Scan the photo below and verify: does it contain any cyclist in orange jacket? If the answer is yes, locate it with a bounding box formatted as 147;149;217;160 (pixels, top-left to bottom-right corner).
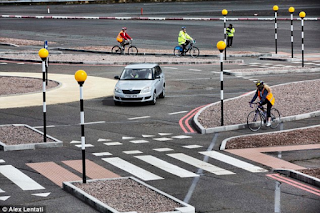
117;27;133;50
250;80;275;126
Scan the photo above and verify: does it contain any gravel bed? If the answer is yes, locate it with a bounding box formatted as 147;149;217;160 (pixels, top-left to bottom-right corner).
0;125;54;145
73;178;182;213
299;168;320;179
198;79;320;129
0;76;58;96
225;126;320;149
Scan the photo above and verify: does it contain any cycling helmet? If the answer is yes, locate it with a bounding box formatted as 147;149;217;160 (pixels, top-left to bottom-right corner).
182;26;186;29
255;80;264;87
122;27;127;30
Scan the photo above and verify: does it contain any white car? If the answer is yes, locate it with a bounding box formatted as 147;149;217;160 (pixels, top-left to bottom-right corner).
113;64;166;105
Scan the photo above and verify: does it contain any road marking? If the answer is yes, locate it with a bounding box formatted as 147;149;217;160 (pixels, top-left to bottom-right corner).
122;136;135;140
0;196;10;201
75;144;94;148
153;148;174;152
128;116;150;120
104;142;122;146
97;138;111;142
32;192;51;197
0;159;5;163
168;153;235;175
84;121;105;125
200;151;268;173
0;165;45;190
188;69;202;72
93;152;112;156
168;111;188;115
102;157;163;181
153;137;172;141
0;188;4;193
158;133;173;136
142;134;155;138
172;135;192;139
130;140;149;144
123;150;143;155
182;145;202;149
70;140;81;144
135;155;199;178
267;174;320;197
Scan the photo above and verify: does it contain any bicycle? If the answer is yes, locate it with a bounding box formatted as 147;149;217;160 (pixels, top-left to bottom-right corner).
247;102;281;131
174;40;200;58
111;40;138;55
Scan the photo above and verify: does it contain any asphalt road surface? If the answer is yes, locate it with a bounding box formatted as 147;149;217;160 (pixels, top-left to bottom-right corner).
1;1;320;213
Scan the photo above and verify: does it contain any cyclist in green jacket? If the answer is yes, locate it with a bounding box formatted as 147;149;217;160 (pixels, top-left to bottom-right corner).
226;24;235;47
178;27;193;55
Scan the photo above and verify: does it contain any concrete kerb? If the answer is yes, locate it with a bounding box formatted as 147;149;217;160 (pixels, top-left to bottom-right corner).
63;176;195;213
274;169;320;188
0;124;63;151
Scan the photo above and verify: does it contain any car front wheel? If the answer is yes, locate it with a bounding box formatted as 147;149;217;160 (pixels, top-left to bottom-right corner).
150;91;157;105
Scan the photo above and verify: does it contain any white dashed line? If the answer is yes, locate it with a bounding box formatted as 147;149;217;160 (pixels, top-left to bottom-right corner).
93;152;112;156
168;111;188;115
128;116;150;120
104;142;122;146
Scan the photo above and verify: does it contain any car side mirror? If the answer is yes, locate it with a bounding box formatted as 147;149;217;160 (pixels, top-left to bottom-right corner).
114;76;120;80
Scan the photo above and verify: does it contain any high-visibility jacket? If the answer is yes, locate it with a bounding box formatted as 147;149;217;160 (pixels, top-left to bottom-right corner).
226;27;235;37
117;31;132;43
178;30;193;45
258;86;275;105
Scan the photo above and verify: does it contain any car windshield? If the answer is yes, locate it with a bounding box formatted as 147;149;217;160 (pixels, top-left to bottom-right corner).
120;68;153;80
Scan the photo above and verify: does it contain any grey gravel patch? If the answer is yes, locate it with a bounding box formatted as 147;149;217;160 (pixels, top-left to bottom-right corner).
0;124;62;151
64;177;194;213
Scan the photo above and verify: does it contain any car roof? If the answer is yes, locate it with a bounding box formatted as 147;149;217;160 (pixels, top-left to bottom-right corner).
124;63;159;69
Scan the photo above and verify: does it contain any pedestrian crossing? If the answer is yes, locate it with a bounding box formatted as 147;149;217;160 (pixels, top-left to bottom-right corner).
0;164;50;202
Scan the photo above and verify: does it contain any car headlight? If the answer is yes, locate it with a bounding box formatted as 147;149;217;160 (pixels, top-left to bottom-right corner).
114;87;122;93
141;86;151;93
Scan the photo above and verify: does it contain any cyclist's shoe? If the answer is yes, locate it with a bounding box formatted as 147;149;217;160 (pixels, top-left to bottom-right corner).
266;121;271;127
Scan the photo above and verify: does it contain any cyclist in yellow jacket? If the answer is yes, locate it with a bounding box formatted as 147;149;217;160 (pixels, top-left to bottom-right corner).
178;27;193;55
250;80;275;126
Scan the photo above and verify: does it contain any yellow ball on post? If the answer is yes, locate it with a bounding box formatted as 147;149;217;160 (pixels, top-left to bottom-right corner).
222;9;228;16
38;48;49;60
75;70;87;83
217;41;226;51
273;5;279;11
288;7;295;13
299;11;306;18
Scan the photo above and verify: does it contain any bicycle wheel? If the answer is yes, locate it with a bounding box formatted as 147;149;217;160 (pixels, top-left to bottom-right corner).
270;108;281;129
128;46;138;55
174;46;182;57
247;110;262;131
111;46;122;54
190;47;200;58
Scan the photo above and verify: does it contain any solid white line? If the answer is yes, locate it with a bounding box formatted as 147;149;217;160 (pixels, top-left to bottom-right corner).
168;111;188;115
200;151;268;173
102;157;163;181
0;165;45;190
128;116;150;120
168;153;235;175
135;155;199;178
84;121;105;125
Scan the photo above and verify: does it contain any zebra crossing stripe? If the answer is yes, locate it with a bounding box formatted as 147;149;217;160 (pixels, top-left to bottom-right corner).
135;155;199;178
0;196;10;201
200;151;268;173
0;165;45;190
102;157;163;181
0;188;4;193
168;153;235;175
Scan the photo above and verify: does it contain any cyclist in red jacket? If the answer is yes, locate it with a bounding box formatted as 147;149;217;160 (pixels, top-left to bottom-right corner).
117;27;133;50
